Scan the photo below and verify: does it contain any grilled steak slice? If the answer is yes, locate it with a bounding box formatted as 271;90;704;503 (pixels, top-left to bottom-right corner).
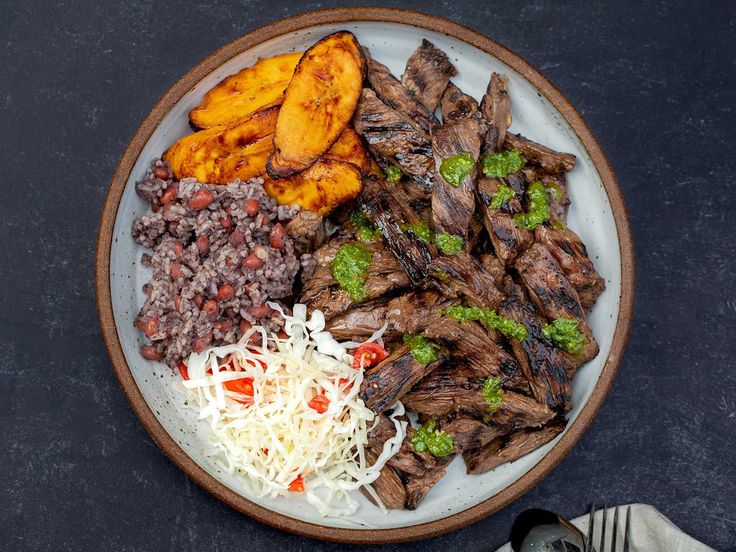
431;254;505;310
401;39;457;112
404;453;454;510
361;175;434;283
480;73;512;152
476;176;533;265
535;225;605;312
363;48;437;133
361;447;407;509
441;83;479;122
498;278;571;410
423;317;523;389
463;419;564;474
515;243;599;367
285;210;325;256
300;239;410;319
479;253;506;284
431;118;483;239
325;290;448;340
523;169;570;226
440;417;503;452
505;133;576;173
360;346;443;414
353;89;435;189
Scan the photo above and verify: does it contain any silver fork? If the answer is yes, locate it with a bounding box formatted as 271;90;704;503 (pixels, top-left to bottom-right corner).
585;504;631;552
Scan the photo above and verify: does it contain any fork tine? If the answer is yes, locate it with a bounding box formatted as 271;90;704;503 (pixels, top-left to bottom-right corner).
586;503;596;552
623;506;631;552
611;507;619;551
599;506;607;552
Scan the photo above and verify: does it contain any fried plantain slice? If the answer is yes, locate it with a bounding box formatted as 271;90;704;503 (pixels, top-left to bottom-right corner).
264;159;363;215
266;31;365;179
188;53;302;129
323;126;371;171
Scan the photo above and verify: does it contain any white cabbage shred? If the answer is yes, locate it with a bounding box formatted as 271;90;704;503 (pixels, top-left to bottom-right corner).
178;303;406;517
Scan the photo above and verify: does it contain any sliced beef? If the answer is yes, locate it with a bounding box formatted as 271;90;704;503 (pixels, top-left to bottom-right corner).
325;290;448;340
515;243;599;367
523;168;571;226
361;175;434;283
423;317;524;389
431;118;482;239
285;210;325;256
360;346;443;414
498;278;571;410
363;48;437;133
361;447;407;509
479;73;512;152
401;39;457;112
505;133;576;174
476;176;533;266
404;453;454;510
299;239;410;319
463;419;565;474
535;225;605;312
440;417;503;452
441;83;479;122
431;253;505;310
353;88;435;189
478;253;506;284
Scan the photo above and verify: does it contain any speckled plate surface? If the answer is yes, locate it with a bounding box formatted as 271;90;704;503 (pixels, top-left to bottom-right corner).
96;8;634;544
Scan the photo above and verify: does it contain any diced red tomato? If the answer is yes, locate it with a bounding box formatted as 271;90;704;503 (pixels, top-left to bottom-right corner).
224;377;254;397
289;474;305;492
178;362;189;380
262;448;269;456
307;393;330;414
352;342;389;369
338;378;353;391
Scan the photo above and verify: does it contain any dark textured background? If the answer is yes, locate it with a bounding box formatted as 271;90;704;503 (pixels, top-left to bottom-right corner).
2;0;735;550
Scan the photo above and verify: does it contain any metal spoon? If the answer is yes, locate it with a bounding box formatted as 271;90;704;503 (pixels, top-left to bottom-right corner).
510;509;587;552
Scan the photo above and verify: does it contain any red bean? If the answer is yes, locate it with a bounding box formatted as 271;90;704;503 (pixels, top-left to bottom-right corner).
160;182;178;204
243;253;264;270
196;236;210;255
140;345;164;361
243;199;260;217
221;214;233;230
214;319;233;332
170;262;183;279
193;294;204;308
174;242;183;257
189;189;214;210
192;333;212;353
217;284;235;301
250;304;271;319
135;317;159;338
239;319;252;334
203;299;218;319
229;230;244;247
154;166;170;180
225;257;237;267
269;223;287;250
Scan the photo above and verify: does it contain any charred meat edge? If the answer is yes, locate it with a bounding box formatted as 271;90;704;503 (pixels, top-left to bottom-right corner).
504;133;576;174
431;118;482;239
479;72;512;153
360;345;443;414
463;419;565;474
441;83;479;122
401;39;457;112
430;253;505;311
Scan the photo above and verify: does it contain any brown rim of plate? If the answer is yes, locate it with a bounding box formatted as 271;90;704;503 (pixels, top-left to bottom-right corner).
95;6;635;544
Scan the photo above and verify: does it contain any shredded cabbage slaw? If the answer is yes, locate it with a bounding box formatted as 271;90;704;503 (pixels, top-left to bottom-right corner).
178;303;406;517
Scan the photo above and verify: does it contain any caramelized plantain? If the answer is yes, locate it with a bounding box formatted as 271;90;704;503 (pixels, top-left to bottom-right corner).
266;31;365;179
264;159;363;215
188;53;302;128
323;126;371;171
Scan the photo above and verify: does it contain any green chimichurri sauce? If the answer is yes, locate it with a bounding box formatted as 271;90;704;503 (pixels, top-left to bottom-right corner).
480;149;526;178
482;376;504;411
330;243;373;302
403;334;440;364
513;181;550;230
385;165;403;182
442;305;528;341
435;232;465;254
348;209;382;242
490;184;516;209
410;419;454;457
439;152;475;187
542;317;586;355
404;220;433;244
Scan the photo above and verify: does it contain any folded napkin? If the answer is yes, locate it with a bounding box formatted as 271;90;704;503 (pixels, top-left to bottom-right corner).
495;504;716;552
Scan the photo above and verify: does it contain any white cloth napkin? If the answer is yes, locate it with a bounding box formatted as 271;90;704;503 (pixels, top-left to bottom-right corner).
495;504;717;552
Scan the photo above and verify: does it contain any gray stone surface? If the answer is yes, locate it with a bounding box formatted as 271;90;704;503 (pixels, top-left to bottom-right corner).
1;0;735;550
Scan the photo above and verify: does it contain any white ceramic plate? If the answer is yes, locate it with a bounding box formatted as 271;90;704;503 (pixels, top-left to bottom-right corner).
98;9;634;543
